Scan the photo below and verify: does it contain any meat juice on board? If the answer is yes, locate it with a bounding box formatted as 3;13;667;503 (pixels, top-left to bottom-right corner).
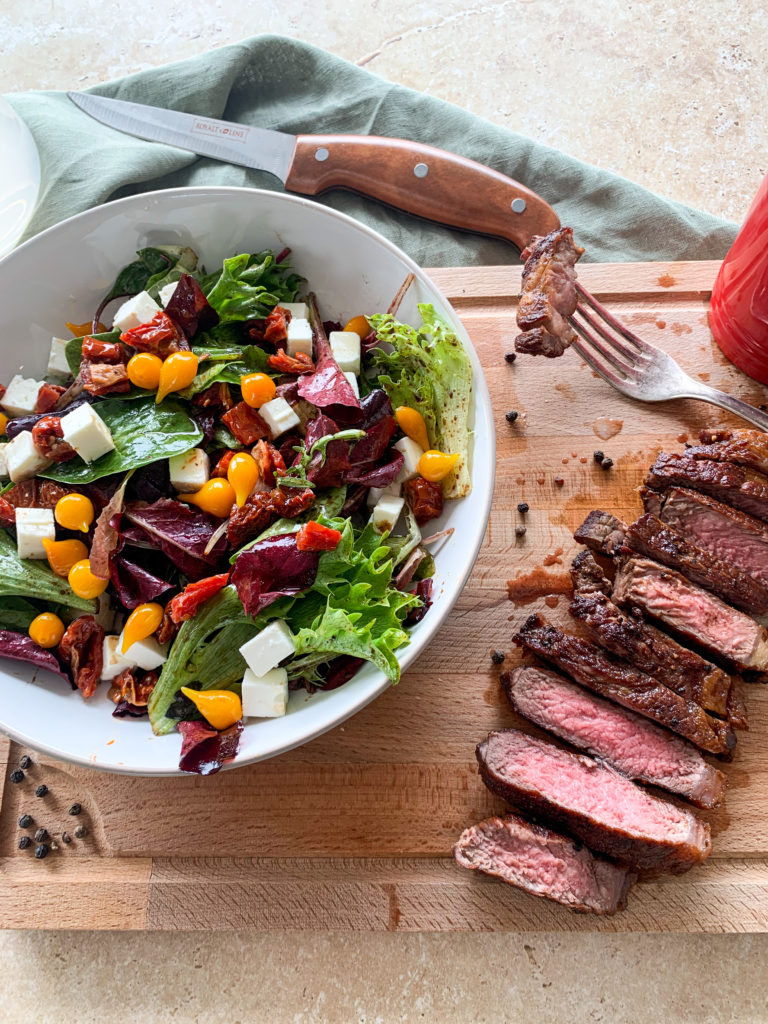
710;171;768;383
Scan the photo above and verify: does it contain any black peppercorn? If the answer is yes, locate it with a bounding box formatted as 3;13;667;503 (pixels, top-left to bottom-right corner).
601;458;614;470
10;769;24;784
74;825;87;839
34;828;48;843
68;803;82;816
18;836;32;850
491;649;505;664
517;502;529;514
19;755;32;770
34;844;49;859
504;352;517;364
18;814;33;829
61;832;72;845
515;525;527;537
505;410;519;423
593;450;605;463
35;784;48;798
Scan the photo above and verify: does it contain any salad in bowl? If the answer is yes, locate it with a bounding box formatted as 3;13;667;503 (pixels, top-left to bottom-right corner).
0;237;473;774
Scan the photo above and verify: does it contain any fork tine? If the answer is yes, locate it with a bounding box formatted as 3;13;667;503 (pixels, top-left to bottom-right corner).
575;282;656;355
572;301;648;364
569;311;641;379
571;338;629;388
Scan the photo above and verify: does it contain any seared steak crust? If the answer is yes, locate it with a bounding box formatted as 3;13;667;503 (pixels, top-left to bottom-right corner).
646;453;768;524
573;509;627;556
689;428;768;477
570;549;612;594
515;227;585;358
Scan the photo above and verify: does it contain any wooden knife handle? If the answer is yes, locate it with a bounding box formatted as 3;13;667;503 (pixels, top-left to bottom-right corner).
285;135;559;251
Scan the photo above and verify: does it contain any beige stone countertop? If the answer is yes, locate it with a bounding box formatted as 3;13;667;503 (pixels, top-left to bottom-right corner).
3;2;768;1021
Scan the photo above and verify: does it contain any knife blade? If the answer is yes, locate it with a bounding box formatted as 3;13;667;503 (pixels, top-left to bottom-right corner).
68;91;559;250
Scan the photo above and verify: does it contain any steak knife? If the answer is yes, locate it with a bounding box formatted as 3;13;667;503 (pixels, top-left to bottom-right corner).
67;91;559;250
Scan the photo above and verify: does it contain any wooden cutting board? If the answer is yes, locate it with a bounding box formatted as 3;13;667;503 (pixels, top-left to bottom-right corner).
2;259;768;933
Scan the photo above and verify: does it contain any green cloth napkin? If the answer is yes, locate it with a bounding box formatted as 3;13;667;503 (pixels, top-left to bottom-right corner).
5;35;737;266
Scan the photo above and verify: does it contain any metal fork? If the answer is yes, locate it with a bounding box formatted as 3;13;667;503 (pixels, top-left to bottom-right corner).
569;282;768;431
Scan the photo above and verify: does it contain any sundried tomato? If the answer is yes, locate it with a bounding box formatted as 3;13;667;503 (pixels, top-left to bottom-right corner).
81;337;126;364
226;487;314;547
296;521;342;552
263;307;290;345
156;608;180;646
0;496;15;527
80;362;131;396
403;476;444;525
267;350;314;374
108;667;158;707
210;450;239;479
58;616;104;699
3;479;70;509
35;383;67;414
119;311;189;358
192;381;234;411
31;416;77;462
221;402;270;445
252;439;286;488
168;572;230;624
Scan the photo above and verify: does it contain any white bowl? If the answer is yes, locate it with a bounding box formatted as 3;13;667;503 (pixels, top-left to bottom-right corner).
0;186;495;775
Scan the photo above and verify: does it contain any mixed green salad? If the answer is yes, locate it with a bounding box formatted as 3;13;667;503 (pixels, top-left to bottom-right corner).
0;244;472;773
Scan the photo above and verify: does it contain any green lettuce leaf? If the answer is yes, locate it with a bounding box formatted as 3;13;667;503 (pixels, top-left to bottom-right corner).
104;246;197;305
178;345;270;398
40;398;202;484
0;596;42;631
204;251;303;324
368;303;472;499
0;532;95;612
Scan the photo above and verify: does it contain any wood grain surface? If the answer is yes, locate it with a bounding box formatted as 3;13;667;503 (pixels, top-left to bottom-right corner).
2;259;768;931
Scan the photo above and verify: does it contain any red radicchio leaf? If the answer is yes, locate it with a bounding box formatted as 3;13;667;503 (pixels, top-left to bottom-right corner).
110;555;175;610
124;499;228;580
178;719;243;776
305;413;350;488
231;534;320;617
297;296;362;424
322;655;365;690
342;449;404;488
164;273;220;338
112;700;148;718
360;389;392;428
90;471;133;580
275;380;300;404
0;629;70;682
348;415;396;466
405;578;434;625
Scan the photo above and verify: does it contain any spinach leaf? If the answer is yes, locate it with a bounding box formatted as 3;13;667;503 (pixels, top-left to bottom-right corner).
65;330;121;376
178;345;270;399
40;398;202;484
0;596;41;631
0;532;95;612
205;251;303;323
105;246;197;304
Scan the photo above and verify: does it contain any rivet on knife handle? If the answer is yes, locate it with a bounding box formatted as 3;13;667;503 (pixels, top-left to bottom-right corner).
286;135;559;251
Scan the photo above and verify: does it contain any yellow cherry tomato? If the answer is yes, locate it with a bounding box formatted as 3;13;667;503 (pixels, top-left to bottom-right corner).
68;558;109;599
395;406;430;451
42;537;89;578
121;602;164;654
0;412;8;435
240;372;276;409
417;450;460;483
54;493;95;533
156;351;199;404
127;352;163;390
343;315;371;339
178;478;236;519
227;452;259;507
29;612;66;649
180;687;242;730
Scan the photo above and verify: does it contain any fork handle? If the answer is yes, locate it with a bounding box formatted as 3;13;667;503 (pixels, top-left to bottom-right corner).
679;381;768;432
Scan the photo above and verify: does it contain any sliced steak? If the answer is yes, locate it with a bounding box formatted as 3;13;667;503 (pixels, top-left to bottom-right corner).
625;512;768;615
613;555;768;673
502;666;726;808
570;549;612;594
646;452;768;524
573;509;627;556
453;813;633;915
645;486;768;589
515;227;585;358
569;588;733;720
476;729;711;874
513;614;735;754
689;428;768;477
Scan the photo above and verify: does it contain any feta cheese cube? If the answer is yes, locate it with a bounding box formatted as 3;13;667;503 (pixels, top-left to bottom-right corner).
343;371;359;399
1;375;42;417
169;448;209;493
394;436;424;483
5;431;52;482
280;302;309;320
101;634;136;681
0;443;8;480
286;317;313;358
112;290;161;333
241;667;289;718
366;481;402;506
158;281;179;307
60;404;115;463
370;494;405;533
259;396;300;439
239;620;296;678
94;594;120;634
116;633;168;671
329;331;361;374
15;507;55;559
47;337;72;379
